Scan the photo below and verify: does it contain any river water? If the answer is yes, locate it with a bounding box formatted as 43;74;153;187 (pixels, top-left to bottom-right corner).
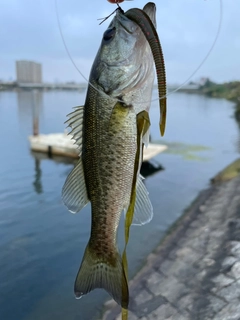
0;89;239;320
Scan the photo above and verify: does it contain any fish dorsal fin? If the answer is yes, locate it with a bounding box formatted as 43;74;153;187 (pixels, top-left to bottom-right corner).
124;175;153;226
62;159;89;213
65;106;84;156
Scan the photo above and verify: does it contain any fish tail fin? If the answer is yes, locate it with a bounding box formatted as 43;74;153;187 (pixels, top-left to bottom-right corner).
74;243;129;309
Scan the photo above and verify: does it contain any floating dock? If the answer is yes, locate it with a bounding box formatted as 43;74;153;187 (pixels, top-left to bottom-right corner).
29;133;167;161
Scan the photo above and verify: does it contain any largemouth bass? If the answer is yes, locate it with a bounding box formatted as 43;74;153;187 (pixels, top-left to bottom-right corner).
62;2;163;308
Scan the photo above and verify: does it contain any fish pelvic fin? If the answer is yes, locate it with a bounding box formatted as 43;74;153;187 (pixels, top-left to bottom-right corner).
62;158;89;213
74;244;129;309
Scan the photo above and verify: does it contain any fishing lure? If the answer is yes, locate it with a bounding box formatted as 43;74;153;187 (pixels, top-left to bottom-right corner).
125;7;167;136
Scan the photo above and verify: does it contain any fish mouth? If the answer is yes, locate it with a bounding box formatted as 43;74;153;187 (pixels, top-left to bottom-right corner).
116;11;136;34
118;19;132;34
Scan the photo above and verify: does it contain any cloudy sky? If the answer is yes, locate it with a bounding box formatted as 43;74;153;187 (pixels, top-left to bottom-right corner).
0;0;239;84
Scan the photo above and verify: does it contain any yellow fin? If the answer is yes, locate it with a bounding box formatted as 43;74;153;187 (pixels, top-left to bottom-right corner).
108;101;130;129
124;110;150;237
137;110;151;138
121;111;151;315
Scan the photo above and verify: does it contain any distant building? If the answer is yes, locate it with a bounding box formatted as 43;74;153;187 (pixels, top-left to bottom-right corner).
16;60;42;83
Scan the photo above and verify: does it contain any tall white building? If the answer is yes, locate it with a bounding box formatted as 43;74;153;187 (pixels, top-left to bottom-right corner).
16;60;42;83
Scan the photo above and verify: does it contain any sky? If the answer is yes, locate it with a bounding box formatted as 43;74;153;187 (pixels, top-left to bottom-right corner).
0;0;239;84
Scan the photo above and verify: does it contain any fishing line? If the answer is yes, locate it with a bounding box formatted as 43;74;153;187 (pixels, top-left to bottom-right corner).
54;0;108;97
158;0;223;101
55;0;222;104
98;7;121;25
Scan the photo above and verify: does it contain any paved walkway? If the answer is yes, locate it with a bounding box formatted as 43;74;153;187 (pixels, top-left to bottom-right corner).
101;175;240;320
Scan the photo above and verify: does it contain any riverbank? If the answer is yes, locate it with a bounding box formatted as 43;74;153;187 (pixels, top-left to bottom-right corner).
182;80;240;121
0;81;86;91
101;159;240;320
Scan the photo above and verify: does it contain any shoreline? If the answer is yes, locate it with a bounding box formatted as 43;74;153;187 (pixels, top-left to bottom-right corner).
101;159;240;320
181;80;240;121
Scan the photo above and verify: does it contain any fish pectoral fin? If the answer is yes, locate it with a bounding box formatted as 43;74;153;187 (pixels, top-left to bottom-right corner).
124;175;153;226
108;101;131;131
62;159;89;213
136;110;151;164
74;244;129;309
137;110;151;148
65;105;84;156
137;110;151;137
123;110;152;226
142;126;150;147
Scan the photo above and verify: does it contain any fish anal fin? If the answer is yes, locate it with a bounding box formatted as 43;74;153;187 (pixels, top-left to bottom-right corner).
74;244;129;309
62;159;89;213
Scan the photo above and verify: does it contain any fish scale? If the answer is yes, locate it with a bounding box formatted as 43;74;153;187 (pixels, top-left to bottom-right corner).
84;86;137;246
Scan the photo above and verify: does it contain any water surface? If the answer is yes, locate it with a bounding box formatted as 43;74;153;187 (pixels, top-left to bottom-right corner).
0;89;238;320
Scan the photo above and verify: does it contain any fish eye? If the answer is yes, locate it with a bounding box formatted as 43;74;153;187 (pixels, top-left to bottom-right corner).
103;27;116;41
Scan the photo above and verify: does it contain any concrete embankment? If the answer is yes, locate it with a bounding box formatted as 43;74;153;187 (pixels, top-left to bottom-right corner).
101;159;240;320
